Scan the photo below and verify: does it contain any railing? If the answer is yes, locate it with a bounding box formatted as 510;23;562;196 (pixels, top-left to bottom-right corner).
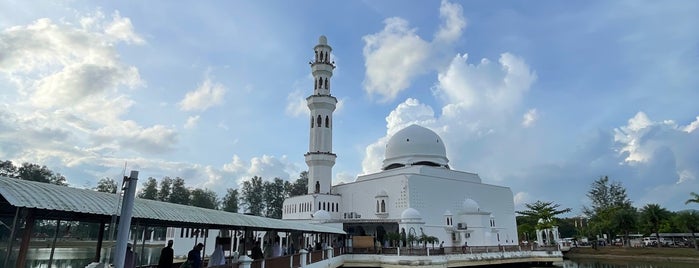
347;245;561;256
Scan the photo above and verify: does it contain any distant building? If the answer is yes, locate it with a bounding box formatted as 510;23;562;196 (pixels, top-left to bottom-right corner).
282;36;519;247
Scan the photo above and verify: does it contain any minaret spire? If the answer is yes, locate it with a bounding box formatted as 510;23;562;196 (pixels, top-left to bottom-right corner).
305;35;337;195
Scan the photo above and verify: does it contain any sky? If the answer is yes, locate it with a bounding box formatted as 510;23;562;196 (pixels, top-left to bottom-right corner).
1;0;698;216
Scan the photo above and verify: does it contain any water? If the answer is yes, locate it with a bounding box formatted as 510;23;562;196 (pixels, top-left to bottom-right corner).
1;247;162;268
562;258;697;268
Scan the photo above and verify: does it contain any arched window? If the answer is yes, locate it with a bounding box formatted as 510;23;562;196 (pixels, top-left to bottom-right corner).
311;116;314;128
318;201;321;210
325;116;329;128
381;200;386;212
315;51;318;62
376;200;379;213
324;78;328;89
318;77;323;88
314;79;317;89
316;115;322;127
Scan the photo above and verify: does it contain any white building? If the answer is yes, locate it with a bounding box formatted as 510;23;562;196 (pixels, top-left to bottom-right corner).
282;36;519;247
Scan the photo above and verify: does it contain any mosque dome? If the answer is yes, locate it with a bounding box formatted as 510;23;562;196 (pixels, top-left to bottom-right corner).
461;198;480;213
383;124;449;170
401;208;422;220
375;190;388;198
313;209;331;220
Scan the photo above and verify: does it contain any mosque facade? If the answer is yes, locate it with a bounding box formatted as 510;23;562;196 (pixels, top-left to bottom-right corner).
281;36;519;247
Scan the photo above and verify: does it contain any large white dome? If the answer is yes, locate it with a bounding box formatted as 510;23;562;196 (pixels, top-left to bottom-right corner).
383;124;449;170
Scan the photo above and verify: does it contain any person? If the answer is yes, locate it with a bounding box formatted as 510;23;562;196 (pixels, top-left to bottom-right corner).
250;240;264;260
158;240;174;268
207;243;226;267
187;243;204;268
272;237;282;257
462;241;469;253
125;243;137;268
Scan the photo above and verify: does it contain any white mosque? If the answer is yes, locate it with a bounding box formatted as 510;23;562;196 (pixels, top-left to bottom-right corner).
281;36;519;248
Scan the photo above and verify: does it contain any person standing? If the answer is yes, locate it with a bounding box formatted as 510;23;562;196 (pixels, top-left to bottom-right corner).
158;240;174;268
187;243;204;268
125;243;137;268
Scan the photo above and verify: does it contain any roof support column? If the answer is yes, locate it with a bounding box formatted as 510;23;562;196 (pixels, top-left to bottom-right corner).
16;208;34;268
94;221;106;262
47;219;61;268
3;207;20;268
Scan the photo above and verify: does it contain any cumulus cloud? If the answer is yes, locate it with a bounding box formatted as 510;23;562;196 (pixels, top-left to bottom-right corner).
184;115;200;129
361;98;437;174
362;0;467;102
522;109;538;127
216;154;297;189
513;192;532;209
179;78;227;111
285;89;308;117
0;11;180;178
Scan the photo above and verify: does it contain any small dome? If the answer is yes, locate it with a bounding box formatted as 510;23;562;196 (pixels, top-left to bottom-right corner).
313;210;331;220
375;190;388;198
319;35;327;45
383;125;448;170
462;198;480;213
401;208;422;220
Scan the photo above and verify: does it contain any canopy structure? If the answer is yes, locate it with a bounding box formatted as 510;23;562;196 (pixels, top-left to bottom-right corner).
0;176;344;234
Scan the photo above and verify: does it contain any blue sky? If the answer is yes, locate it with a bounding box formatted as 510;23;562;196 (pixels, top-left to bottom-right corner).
1;0;698;215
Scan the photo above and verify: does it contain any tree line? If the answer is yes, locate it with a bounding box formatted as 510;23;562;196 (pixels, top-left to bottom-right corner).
1;160;308;219
516;176;699;250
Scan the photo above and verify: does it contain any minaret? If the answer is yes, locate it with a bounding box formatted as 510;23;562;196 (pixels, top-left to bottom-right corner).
305;35;337;195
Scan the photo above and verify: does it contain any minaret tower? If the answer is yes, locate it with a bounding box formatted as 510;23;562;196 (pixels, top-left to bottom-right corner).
305;35;337;195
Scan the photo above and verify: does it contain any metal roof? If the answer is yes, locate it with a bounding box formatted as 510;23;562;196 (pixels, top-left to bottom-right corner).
0;176;344;234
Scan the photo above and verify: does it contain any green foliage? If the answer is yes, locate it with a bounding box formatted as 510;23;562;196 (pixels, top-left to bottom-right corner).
138;177;159;200
263;177;287;218
287;171;308;197
583;176;632;242
640;203;671;248
241;176;264;215
686;192;699;205
517;200;571;229
674;210;699;250
95;177;118;193
169;177;190;205
612;206;638;247
0;160;17;177
157;176;172;202
221;188;239;213
190;188;219;209
15;162;67;185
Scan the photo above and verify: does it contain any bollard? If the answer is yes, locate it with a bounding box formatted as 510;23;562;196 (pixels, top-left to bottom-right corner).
299;249;308;267
238;255;252;268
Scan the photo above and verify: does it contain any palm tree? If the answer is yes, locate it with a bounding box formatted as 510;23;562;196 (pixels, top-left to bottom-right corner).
640;204;671;248
686;192;699;205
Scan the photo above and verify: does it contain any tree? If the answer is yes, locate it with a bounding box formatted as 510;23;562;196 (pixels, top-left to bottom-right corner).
169;177;190;205
0;160;17;178
221;188;239;213
583;176;631;243
640;203;671;248
157;176;173;202
16;163;67;185
517;200;572;227
674;210;699;250
686;192;699;205
190;188;219;209
138;177;159;200
287;171;308;197
241;176;264;216
95;177;118;193
263;177;287;218
612;206;638;247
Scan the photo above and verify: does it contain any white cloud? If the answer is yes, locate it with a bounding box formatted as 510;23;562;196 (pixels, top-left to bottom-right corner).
684;116;699;133
362;0;466;102
434;0;466;43
184;115;200;129
362;17;430;102
522;109;538;127
285;89;308;117
513;192;532;208
104;11;145;44
362;98;437;174
179;78;227;111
